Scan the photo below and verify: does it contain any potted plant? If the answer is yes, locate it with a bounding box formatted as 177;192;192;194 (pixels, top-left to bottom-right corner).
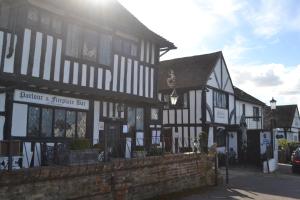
133;146;146;158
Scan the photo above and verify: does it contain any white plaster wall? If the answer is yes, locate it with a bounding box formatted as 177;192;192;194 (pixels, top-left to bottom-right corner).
206;89;213;122
228;132;238;158
208;126;214;147
236;100;263;127
0;93;5;112
93;101;100;145
0;116;4;140
228;94;235;124
11;103;28;137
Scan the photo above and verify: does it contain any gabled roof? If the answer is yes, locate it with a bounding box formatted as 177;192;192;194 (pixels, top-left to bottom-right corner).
158;51;222;90
234;87;265;106
27;0;175;49
263;105;298;129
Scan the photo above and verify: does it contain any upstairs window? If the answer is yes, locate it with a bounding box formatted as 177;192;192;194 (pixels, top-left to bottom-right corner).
66;24;81;58
253;106;259;121
0;3;10;29
27;8;39;26
82;30;98;61
213;90;228;109
113;37;138;57
27;8;62;35
98;34;112;66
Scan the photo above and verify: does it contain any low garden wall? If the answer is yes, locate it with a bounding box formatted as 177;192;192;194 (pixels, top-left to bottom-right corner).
0;153;216;200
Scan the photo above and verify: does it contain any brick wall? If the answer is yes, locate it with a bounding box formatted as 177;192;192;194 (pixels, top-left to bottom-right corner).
0;153;216;200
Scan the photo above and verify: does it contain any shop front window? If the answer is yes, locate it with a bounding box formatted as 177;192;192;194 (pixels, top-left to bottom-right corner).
41;108;53;137
28;106;40;137
77;112;87;138
54;109;66;137
27;105;86;138
66;111;76;138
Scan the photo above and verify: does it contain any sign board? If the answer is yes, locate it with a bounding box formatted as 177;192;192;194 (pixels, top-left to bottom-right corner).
99;121;104;131
214;108;228;124
14;90;89;110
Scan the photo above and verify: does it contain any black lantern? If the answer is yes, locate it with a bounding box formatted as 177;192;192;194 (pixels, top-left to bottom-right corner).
170;89;178;106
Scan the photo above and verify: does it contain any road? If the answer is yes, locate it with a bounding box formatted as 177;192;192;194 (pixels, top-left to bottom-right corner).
176;164;300;200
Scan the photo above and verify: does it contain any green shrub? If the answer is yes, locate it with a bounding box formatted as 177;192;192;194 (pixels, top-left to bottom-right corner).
134;146;145;151
69;138;91;150
93;143;104;150
147;147;163;156
278;139;289;150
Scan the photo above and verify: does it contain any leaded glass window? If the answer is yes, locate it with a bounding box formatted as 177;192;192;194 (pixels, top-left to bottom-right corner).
98;34;112;66
66;111;76;138
52;17;62;34
131;43;138;57
136;108;144;131
82;30;98;61
27;8;39;25
151;108;159;120
40;13;51;30
41;108;53;137
0;3;10;28
54;109;65;137
28;106;40;137
128;107;136;131
66;24;81;57
77;112;86;138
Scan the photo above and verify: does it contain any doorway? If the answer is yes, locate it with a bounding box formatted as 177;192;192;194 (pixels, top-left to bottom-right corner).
105;122;124;159
164;128;172;152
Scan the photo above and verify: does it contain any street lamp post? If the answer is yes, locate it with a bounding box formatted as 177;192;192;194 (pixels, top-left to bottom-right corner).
270;97;277;158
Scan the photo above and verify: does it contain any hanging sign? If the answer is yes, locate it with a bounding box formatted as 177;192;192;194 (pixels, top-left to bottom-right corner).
14;90;89;110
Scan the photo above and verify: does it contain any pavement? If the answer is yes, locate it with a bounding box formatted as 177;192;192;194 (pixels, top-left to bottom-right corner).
174;164;300;200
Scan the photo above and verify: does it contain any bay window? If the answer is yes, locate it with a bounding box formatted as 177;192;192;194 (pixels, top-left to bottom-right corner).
41;108;53;137
54;109;65;137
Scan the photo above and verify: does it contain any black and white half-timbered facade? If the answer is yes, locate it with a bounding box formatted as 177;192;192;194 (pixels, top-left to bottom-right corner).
234;87;266;165
0;0;175;169
158;51;235;153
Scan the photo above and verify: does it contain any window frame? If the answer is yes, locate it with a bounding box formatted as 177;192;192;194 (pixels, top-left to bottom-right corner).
253;106;260;121
26;104;87;139
213;90;228;109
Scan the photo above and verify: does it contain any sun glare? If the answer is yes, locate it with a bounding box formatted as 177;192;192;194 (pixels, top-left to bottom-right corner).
87;0;111;6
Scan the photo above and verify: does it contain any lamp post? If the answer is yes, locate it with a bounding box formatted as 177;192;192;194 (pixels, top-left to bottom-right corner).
270;97;277;158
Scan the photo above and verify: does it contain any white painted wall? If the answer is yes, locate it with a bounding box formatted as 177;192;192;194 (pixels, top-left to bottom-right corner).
228;132;238;158
208;127;214;147
11;103;28;137
0;93;5;112
93;101;100;145
0;116;4;140
206;89;213;122
236;100;263;129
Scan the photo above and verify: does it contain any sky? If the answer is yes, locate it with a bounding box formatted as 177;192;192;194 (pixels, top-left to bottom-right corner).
118;0;300;107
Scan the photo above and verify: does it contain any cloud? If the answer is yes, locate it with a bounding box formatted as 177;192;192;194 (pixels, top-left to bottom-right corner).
252;70;282;87
243;0;300;39
231;64;300;106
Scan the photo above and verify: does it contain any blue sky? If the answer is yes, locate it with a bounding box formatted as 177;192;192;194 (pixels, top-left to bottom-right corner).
119;0;300;107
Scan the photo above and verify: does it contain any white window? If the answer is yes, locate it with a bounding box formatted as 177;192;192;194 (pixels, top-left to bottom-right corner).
82;30;98;61
66;24;81;57
0;3;10;28
98;34;112;66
